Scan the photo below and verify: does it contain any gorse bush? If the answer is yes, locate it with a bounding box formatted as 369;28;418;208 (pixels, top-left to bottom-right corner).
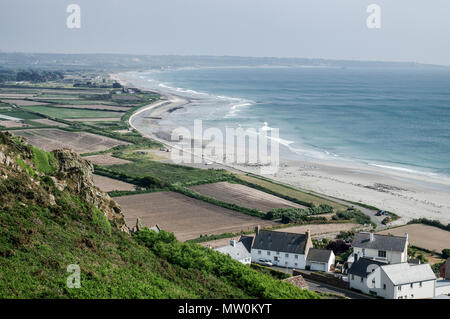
265;204;334;223
332;209;372;226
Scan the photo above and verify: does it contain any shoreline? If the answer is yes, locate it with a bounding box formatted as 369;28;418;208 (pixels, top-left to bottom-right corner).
115;71;450;225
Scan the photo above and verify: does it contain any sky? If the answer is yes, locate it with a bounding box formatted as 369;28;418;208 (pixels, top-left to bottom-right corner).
0;0;449;66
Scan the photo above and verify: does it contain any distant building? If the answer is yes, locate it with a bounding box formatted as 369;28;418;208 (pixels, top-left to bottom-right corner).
440;257;450;279
436;258;450;297
306;248;335;272
215;236;253;265
348;257;436;299
251;229;312;269
348;232;408;266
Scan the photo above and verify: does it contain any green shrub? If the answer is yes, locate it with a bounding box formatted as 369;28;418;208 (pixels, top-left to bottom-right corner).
442;249;450;259
91;208;112;235
31;146;57;174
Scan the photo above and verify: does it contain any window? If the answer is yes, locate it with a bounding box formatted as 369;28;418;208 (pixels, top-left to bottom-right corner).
398;286;402;291
267;251;271;256
411;294;414;298
295;255;298;259
351;275;354;280
398;296;403;299
383;284;386;290
410;283;413;288
361;277;363;283
295;263;298;266
276;251;280;255
285;261;288;265
362;248;366;256
419;282;422;287
378;250;386;258
258;250;261;255
285;253;289;258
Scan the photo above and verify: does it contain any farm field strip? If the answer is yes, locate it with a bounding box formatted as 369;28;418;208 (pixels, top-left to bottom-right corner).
377;224;450;252
238;174;347;211
189;182;306;213
11;128;129;154
115;191;278;242
93;174;136;192
22;105;124;119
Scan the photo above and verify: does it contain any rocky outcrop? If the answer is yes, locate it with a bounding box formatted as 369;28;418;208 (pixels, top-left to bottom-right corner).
52;149;128;232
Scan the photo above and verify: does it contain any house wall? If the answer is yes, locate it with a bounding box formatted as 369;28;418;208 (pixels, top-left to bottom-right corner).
353;247;406;264
349;267;386;297
239;257;252;265
350;269;436;299
435;282;450;296
251;248;306;269
306;252;335;272
327;253;336;272
392;280;435;299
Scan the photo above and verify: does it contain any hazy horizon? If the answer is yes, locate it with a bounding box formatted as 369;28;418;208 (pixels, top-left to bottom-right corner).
1;0;450;66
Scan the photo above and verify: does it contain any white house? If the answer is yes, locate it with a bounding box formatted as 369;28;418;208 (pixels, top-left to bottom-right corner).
348;232;408;266
251;229;312;269
348;257;437;299
306;248;335;272
215;236;253;265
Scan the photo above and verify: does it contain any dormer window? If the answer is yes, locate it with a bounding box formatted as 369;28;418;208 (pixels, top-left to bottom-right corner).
378;250;387;258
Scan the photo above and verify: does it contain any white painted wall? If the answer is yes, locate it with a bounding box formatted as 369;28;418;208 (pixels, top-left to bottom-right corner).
252;248;306;269
435;281;450;296
306;251;335;272
393;280;435;299
349;268;436;299
352;247;406;264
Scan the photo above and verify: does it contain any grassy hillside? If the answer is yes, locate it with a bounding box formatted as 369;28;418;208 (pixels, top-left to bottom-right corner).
0;131;318;299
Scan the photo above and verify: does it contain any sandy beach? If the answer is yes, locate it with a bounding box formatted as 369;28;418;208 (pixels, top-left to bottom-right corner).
116;72;450;225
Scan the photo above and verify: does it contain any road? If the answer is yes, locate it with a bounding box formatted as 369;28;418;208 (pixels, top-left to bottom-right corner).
270;266;372;299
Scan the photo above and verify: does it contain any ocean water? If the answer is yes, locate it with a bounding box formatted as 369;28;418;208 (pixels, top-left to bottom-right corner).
131;66;450;179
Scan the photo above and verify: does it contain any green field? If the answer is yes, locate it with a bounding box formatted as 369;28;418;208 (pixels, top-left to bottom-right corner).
0;109;44;120
106;160;233;186
23;105;122;119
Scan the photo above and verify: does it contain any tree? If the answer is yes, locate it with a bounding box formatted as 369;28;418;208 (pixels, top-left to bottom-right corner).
442;249;450;259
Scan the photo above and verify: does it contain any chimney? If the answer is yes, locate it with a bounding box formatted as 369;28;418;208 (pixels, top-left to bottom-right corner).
230;239;236;247
255;225;261;235
405;233;409;241
369;232;374;242
305;229;310;238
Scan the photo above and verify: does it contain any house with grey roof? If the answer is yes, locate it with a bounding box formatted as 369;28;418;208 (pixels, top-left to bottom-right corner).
251;229;312;269
348;257;437;299
215;236;253;264
347;232;408;266
306;248;335;272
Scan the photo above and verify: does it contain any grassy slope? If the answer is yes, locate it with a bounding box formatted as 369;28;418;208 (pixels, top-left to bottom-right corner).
0;133;318;299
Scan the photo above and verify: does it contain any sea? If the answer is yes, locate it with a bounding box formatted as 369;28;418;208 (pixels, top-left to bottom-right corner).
126;66;450;181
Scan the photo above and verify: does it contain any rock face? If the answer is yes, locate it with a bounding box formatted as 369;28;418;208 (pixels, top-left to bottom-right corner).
52;149;128;232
